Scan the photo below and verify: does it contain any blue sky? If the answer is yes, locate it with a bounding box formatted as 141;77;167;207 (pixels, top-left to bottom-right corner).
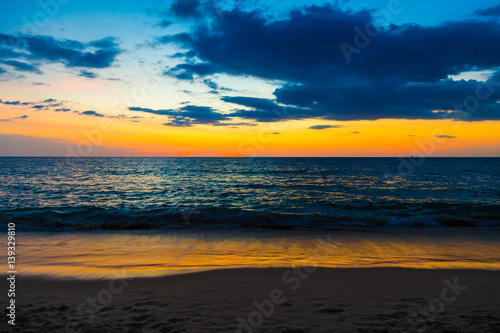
3;0;499;31
1;0;500;156
2;0;500;121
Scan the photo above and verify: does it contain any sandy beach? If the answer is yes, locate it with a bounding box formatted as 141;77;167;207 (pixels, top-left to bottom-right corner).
2;0;500;329
2;267;499;332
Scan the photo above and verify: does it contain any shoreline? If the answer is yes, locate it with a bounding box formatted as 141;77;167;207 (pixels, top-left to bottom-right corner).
4;228;500;279
3;267;500;332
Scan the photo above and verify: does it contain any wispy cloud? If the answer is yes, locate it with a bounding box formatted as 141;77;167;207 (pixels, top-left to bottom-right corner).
475;5;500;17
0;115;28;122
78;70;98;79
435;135;458;139
80;110;105;117
130;105;231;127
309;125;343;130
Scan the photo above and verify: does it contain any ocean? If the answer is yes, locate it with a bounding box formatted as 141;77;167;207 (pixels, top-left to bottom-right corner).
1;157;499;278
1;157;499;230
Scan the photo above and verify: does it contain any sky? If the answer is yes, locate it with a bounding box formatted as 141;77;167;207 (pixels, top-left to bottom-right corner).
0;0;499;157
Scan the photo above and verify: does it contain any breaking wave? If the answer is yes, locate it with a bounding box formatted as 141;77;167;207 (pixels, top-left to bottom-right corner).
1;206;499;232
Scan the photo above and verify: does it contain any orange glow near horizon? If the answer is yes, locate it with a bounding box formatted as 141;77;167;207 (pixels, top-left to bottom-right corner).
1;104;500;157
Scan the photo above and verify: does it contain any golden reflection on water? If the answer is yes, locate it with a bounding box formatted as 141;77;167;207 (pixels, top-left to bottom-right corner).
8;230;500;278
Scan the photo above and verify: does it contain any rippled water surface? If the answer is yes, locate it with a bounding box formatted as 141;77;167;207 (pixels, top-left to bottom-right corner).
1;157;499;277
0;157;499;230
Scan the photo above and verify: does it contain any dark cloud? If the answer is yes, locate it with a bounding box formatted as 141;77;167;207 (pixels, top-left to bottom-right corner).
0;34;121;77
32;82;50;86
158;19;173;28
166;6;500;82
170;0;201;18
1;60;41;73
130;105;231;126
0;47;24;59
88;37;114;48
4;98;63;109
170;50;196;59
435;135;458;139
159;5;500;121
203;78;219;90
79;70;98;78
32;98;67;110
0;100;19;105
165;62;221;80
475;5;500;17
222;96;317;122
212;122;257;127
309;125;342;130
0;98;79;116
129;106;172;116
201;78;232;93
273;76;500;121
80;110;105;117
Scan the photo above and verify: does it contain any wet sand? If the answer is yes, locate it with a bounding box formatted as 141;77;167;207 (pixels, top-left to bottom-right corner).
9;229;500;279
2;267;500;332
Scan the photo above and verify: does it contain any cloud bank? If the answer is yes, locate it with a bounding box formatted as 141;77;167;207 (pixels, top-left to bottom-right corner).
159;4;500;122
0;34;121;76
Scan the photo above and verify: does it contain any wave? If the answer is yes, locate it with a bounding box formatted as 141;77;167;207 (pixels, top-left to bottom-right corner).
1;206;499;232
